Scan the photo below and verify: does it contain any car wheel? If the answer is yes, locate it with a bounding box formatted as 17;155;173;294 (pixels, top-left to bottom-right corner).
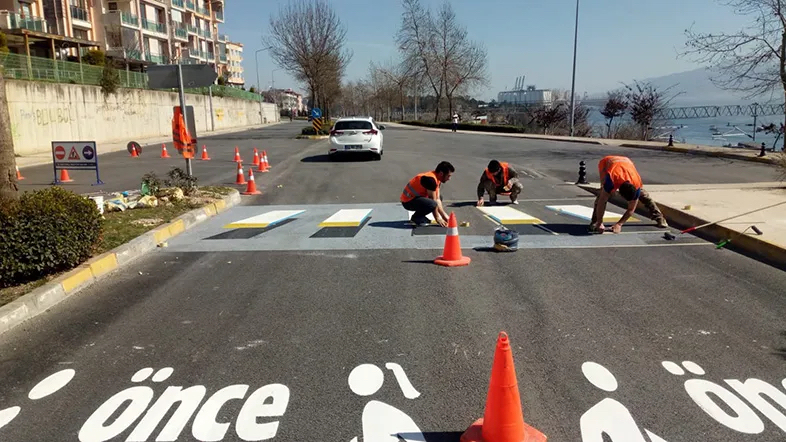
328;153;336;161
373;153;382;161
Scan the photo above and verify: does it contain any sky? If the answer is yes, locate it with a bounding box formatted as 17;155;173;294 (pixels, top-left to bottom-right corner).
223;0;748;101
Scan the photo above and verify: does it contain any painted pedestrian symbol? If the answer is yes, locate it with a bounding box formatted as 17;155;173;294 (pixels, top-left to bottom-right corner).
68;147;80;160
82;145;95;160
348;363;423;442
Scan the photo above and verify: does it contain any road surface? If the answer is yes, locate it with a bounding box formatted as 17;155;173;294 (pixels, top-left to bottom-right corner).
1;124;785;442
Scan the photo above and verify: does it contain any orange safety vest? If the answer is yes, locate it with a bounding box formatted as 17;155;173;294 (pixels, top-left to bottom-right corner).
401;171;440;203
485;162;510;187
172;111;194;159
598;155;642;191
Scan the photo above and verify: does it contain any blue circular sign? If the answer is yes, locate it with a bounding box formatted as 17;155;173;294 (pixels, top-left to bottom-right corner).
311;108;322;119
82;145;95;160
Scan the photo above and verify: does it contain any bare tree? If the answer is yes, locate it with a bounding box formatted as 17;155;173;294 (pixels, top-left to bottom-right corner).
683;0;786;130
265;0;352;121
532;105;564;135
600;90;628;138
624;81;680;140
0;72;18;200
373;59;415;120
397;0;444;121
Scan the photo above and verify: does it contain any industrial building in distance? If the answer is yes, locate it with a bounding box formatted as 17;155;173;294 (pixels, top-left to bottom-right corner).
497;75;552;106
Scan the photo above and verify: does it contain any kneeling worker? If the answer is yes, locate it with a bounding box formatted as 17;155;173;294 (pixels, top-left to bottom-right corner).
400;161;455;227
476;160;524;206
590;155;668;233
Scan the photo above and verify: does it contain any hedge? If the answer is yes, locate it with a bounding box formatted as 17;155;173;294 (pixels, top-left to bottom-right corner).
0;187;103;288
399;120;527;134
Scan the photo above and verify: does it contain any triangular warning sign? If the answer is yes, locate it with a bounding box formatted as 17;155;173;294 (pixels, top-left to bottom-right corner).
68;147;80;160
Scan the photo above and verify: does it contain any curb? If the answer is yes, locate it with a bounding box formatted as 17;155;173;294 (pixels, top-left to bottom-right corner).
618;143;778;165
296;135;329;140
576;184;786;270
0;189;242;337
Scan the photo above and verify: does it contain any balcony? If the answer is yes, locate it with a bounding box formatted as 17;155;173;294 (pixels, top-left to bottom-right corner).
171;0;185;9
70;6;91;26
121;12;139;27
197;6;210;17
200;28;211;38
145;52;167;64
186;0;196;11
187;23;198;34
213;10;223;22
219;54;227;63
174;25;187;40
3;13;48;33
207;52;214;61
142;19;166;34
217;33;228;42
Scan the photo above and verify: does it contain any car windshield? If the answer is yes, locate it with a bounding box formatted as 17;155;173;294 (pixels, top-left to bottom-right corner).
335;121;373;130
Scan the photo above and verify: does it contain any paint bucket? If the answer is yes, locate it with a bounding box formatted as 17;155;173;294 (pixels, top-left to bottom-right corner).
493;227;519;251
89;195;104;215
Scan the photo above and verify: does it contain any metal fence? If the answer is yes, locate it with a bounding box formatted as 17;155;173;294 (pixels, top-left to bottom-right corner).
0;52;260;102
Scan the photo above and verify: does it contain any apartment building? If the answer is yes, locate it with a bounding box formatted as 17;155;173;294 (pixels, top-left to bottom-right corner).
0;0;102;58
225;39;242;87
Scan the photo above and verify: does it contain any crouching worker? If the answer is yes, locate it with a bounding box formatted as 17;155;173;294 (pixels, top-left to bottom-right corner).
476;160;524;206
400;161;455;227
590;155;668;234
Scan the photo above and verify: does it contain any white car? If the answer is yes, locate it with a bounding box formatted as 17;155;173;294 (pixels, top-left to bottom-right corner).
328;117;385;160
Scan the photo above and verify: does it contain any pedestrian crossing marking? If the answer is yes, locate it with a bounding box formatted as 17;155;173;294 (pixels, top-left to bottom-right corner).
545;205;639;223
406;211;438;225
223;210;306;228
319;209;373;227
477;206;544;224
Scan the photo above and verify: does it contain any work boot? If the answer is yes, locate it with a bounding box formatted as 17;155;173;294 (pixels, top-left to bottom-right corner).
510;198;519;205
656;217;669;228
410;215;430;227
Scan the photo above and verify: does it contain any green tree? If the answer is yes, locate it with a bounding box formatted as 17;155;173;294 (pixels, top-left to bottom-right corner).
81;49;106;66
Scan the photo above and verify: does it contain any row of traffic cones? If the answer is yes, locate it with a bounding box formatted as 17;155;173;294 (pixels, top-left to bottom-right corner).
13;165;73;183
235;164;261;195
233;146;271;172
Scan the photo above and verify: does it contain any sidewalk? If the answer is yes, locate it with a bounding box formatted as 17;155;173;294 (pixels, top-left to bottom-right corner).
15;121;285;169
580;182;786;270
386;122;782;165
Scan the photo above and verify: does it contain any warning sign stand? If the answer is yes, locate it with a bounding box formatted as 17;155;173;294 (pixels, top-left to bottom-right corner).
51;141;104;186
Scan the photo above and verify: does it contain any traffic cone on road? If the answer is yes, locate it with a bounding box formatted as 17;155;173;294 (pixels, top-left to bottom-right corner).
235;162;246;185
252;148;260;166
161;144;171;158
460;332;547;442
58;169;74;183
258;150;269;172
434;212;471;267
200;145;211;161
242;167;261;195
15;165;24;180
233;146;243;163
263;150;271;169
130;146;139;158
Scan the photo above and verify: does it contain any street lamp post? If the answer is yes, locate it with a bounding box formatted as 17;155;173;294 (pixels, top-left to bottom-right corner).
255;45;273;124
569;0;580;137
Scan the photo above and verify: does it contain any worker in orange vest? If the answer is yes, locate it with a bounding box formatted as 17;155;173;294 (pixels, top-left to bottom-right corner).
400;161;455;227
590;155;668;233
476;160;524;206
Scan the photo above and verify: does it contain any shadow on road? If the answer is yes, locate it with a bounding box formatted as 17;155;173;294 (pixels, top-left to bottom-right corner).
772;331;786;360
301;153;378;162
448;201;478;208
401;431;463;441
369;220;413;230
401;259;437;264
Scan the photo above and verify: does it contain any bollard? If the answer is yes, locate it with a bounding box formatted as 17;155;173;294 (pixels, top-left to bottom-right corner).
759;142;766;157
668;134;674;147
576;160;589;185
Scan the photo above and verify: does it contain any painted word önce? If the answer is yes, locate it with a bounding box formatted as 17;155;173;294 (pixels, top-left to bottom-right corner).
78;367;289;442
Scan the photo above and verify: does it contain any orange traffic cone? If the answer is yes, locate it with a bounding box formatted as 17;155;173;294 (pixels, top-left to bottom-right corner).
434;212;471;267
252;148;260;166
161;144;171;158
235;162;246;185
15;165;24;180
58;169;74;183
258;150;269;172
131;146;139;158
242;167;261;195
263;150;271;168
461;332;547;442
200;145;211;161
233;146;242;163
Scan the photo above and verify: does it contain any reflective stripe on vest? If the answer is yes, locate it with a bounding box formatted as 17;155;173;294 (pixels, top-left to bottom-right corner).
401;171;439;203
485;162;509;187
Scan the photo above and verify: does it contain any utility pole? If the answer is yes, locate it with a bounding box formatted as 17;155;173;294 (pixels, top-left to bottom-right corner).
569;0;580;137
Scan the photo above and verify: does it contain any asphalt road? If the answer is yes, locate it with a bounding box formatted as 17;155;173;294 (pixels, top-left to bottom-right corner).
2;124;786;442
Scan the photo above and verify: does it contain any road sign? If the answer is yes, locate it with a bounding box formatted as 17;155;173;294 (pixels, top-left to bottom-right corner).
146;64;218;89
311;108;322;119
127;141;142;155
312;117;323;133
51;141;104;185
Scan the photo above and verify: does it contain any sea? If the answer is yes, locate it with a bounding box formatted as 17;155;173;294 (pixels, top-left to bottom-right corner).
586;107;786;151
